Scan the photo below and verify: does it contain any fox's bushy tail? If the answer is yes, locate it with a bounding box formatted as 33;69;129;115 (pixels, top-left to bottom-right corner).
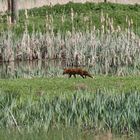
87;73;93;78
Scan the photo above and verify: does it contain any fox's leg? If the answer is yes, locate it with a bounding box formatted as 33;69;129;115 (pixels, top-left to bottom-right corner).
80;74;85;78
73;74;76;78
85;75;87;78
69;74;72;78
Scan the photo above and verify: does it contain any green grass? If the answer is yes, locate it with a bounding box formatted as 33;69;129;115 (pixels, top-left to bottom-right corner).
0;128;95;140
1;86;140;134
1;128;138;140
1;76;140;134
0;2;140;35
0;76;139;97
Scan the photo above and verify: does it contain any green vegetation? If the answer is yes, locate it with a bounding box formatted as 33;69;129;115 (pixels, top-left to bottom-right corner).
1;128;139;140
0;76;140;96
0;2;140;137
0;128;97;140
1;76;140;135
0;2;140;34
1;81;140;134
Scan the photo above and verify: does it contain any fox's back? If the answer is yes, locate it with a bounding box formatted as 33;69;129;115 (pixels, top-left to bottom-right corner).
63;68;93;78
63;68;82;74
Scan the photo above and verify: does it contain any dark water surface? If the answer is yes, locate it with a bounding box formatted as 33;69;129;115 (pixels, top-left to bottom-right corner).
0;60;93;78
0;60;65;78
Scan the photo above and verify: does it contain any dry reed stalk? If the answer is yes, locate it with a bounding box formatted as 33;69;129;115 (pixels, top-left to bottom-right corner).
0;11;140;76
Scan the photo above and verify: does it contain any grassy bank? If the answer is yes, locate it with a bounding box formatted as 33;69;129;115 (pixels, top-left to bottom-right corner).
1;77;140;134
1;82;140;134
0;76;140;97
0;2;140;34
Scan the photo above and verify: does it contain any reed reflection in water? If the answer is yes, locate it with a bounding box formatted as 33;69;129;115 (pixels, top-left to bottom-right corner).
0;59;68;78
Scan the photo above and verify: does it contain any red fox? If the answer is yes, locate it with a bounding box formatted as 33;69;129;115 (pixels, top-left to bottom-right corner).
63;68;93;78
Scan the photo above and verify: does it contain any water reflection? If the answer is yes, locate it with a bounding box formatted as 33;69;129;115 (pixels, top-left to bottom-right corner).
0;59;90;78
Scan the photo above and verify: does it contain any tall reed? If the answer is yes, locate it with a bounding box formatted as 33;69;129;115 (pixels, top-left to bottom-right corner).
0;10;140;76
1;90;140;134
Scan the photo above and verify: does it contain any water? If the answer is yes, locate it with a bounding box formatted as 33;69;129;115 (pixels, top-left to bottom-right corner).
0;60;92;78
0;128;138;140
0;60;66;78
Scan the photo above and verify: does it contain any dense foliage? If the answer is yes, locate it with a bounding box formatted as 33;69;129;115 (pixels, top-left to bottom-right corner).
1;89;140;134
0;2;140;34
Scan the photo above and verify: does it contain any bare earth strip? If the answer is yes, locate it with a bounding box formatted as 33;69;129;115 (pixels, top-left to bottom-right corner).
0;0;140;12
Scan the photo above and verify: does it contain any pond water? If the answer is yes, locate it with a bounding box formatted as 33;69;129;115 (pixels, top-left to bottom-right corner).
0;60;93;78
0;128;138;140
0;60;66;78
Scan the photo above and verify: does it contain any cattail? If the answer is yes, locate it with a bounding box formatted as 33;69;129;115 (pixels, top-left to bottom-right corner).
100;10;105;23
131;18;133;25
61;14;65;24
117;25;121;32
25;9;28;19
128;20;131;27
84;16;89;22
71;8;74;22
101;25;105;34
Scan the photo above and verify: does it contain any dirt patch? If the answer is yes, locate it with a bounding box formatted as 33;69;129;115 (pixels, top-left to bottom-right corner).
74;83;88;91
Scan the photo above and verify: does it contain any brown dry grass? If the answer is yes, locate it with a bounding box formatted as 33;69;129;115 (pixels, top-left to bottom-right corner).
74;83;88;91
0;0;139;12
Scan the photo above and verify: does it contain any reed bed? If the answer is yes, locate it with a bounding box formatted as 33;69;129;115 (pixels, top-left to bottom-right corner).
0;90;140;134
0;0;140;12
0;27;140;76
0;3;140;76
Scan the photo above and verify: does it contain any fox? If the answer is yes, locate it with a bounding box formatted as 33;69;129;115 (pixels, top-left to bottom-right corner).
63;68;93;78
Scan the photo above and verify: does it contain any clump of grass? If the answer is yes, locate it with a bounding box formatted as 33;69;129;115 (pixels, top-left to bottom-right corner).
0;90;140;134
74;83;88;91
